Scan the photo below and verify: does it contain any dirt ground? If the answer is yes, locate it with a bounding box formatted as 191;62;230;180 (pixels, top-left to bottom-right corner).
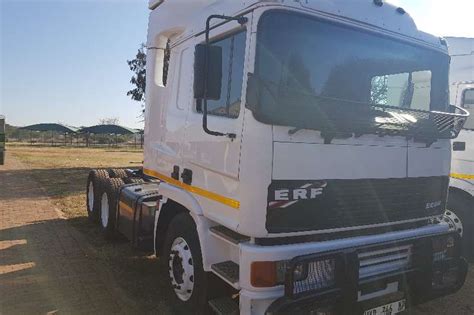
0;146;473;314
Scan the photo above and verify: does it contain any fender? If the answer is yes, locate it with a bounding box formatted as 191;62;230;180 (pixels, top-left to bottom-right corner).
450;177;474;197
158;182;204;215
153;182;216;270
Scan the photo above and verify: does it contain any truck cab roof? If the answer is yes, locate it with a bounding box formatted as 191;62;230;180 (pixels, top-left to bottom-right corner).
147;0;446;52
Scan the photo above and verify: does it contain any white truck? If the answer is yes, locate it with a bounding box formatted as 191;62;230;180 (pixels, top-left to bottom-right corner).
445;37;473;261
86;1;470;314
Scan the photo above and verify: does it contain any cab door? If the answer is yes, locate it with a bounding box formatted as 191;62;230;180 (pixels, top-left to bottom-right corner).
182;18;250;223
451;84;474;187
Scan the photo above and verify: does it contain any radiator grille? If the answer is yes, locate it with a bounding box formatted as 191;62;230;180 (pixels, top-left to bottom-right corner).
359;244;413;279
266;176;449;233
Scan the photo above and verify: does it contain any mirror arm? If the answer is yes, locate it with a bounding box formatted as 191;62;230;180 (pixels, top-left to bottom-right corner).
202;14;247;139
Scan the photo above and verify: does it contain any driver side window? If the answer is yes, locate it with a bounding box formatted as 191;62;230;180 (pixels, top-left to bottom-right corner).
197;31;246;119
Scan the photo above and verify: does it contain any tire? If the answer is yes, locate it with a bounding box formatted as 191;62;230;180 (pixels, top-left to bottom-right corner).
162;213;209;314
447;194;473;261
100;177;124;239
86;169;109;223
107;168;128;179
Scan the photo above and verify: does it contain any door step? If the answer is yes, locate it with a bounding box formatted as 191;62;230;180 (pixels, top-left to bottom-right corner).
208;297;239;315
211;261;239;287
210;225;250;245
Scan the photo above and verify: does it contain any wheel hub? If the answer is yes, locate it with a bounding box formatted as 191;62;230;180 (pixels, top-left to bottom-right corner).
101;193;109;228
443;210;463;237
169;237;194;301
88;182;94;212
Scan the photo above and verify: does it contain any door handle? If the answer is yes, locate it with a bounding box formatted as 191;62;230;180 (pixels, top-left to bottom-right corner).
171;165;180;180
181;169;193;185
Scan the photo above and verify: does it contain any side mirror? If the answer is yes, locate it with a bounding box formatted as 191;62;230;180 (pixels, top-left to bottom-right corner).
193;44;222;100
245;73;260;112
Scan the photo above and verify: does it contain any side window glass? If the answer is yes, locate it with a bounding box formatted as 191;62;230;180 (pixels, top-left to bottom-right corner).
462;89;474;129
462;89;474;108
154;39;171;87
370;70;432;111
199;31;246;119
176;48;192;110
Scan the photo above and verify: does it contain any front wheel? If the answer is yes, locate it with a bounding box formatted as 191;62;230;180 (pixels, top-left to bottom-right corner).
446;194;473;261
162;213;209;314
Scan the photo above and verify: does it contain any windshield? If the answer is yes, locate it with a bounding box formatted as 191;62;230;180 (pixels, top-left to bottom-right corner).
253;11;450;132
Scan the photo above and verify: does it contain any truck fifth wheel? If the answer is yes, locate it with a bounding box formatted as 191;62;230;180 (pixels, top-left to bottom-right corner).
86;1;470;314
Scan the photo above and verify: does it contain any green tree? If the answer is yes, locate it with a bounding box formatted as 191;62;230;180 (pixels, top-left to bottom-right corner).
370;76;388;105
127;44;147;107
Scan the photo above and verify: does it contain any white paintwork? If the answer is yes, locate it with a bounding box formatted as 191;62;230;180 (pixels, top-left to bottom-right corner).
447;37;473;197
273;142;408;180
407;139;451;177
144;2;458;313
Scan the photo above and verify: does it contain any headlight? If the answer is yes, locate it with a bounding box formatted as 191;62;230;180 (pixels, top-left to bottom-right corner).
291;259;336;295
251;258;335;290
431;234;462;290
275;260;308;283
432;234;456;262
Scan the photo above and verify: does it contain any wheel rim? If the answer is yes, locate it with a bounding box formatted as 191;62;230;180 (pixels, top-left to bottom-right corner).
88;182;94;212
101;193;109;228
443;210;463;237
169;237;194;301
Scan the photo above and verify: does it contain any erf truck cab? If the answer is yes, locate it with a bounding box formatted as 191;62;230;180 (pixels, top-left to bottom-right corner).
445;37;474;261
85;1;470;314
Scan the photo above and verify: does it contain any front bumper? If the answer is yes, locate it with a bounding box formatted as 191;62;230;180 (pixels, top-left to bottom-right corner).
265;232;468;315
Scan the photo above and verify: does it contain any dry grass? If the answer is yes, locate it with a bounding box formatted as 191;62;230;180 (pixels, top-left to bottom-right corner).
9;146;143;219
7;145;178;314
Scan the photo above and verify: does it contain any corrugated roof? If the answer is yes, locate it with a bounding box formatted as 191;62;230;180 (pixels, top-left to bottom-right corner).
79;124;138;135
20;123;79;133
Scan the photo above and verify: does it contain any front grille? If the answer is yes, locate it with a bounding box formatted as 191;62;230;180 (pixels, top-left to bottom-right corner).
359;244;412;279
266;176;449;233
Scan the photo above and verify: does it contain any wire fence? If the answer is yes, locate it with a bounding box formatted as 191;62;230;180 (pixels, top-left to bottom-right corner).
7;131;144;149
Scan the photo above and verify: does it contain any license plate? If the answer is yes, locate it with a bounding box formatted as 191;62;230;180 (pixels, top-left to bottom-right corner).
363;299;406;315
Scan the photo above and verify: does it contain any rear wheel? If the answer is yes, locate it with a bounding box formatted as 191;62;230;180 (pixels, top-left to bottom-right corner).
107;168;128;179
86;169;109;223
162;213;209;314
100;177;124;239
124;177;145;184
446;194;473;261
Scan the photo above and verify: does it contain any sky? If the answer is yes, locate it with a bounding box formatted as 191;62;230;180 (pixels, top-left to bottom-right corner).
1;0;149;128
1;0;473;128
